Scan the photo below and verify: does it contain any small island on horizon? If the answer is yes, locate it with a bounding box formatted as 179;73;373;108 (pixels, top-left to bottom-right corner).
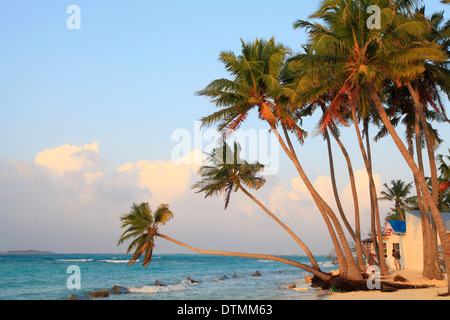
0;250;55;255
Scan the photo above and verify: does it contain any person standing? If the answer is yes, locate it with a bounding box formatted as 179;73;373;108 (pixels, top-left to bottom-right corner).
392;249;401;270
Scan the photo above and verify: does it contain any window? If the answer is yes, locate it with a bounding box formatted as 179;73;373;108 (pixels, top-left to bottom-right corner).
393;243;400;251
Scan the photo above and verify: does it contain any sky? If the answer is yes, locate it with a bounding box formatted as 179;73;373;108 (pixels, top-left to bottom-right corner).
0;0;449;256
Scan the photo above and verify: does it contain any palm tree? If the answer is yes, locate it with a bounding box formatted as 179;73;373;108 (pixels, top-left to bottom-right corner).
290;0;398;276
117;202;331;280
379;180;413;221
375;5;449;283
117;202;174;267
405;7;450;210
154;233;331;280
192;141;321;270
291;0;450;291
298;0;450;291
401;9;449;278
375;81;445;279
197;38;362;280
280;77;371;269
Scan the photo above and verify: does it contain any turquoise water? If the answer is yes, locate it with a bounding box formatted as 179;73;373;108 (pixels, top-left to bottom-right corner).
0;254;335;300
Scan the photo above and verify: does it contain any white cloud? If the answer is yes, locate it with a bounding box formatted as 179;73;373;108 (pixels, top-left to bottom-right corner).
116;149;202;204
0;142;390;256
34;142;101;174
266;169;387;242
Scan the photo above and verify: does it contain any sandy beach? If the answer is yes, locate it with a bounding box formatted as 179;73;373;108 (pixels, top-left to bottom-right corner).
325;269;449;300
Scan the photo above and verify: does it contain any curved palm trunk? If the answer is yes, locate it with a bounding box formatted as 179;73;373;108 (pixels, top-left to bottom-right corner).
274;128;347;276
238;185;321;270
407;82;441;279
329;123;377;268
156;233;332;281
366;122;381;267
414;110;436;279
350;104;389;276
272;126;362;280
364;121;385;269
369;82;450;293
408;135;433;279
370;187;380;265
324;127;364;269
407;84;440;204
395;204;405;221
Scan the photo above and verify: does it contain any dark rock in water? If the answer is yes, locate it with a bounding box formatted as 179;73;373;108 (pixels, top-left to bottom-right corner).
284;284;296;290
154;280;167;287
252;270;262;277
232;272;238;279
113;285;130;294
89;291;109;298
278;283;297;290
70;294;89;300
187;277;199;283
215;275;229;281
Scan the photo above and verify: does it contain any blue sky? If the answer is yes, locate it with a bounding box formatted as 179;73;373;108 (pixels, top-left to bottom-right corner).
0;0;312;166
0;0;449;255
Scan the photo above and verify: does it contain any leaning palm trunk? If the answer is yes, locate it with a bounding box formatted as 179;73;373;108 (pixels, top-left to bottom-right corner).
324;127;364;270
274;128;347;276
370;185;380;265
369;83;450;293
350;103;389;275
395;204;405;221
272;126;362;280
413;110;438;279
407;83;440;205
324;129;352;244
156;233;332;281
365;124;379;265
407;82;441;279
408;136;431;278
329;123;377;267
238;185;321;270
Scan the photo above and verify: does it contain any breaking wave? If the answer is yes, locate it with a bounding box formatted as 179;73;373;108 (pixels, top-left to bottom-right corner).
99;259;130;264
57;259;94;262
99;258;140;264
319;261;335;268
128;280;193;294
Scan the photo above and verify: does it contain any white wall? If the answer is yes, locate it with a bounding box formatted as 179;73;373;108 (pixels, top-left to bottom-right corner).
404;211;424;271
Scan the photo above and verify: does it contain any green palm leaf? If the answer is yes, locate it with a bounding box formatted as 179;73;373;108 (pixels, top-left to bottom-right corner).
192;142;265;209
117;202;174;268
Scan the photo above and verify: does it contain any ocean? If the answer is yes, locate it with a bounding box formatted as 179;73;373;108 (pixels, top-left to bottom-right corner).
0;253;336;300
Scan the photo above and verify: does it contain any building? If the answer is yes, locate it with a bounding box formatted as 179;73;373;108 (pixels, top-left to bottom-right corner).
363;210;450;273
383;220;406;269
383;210;450;272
